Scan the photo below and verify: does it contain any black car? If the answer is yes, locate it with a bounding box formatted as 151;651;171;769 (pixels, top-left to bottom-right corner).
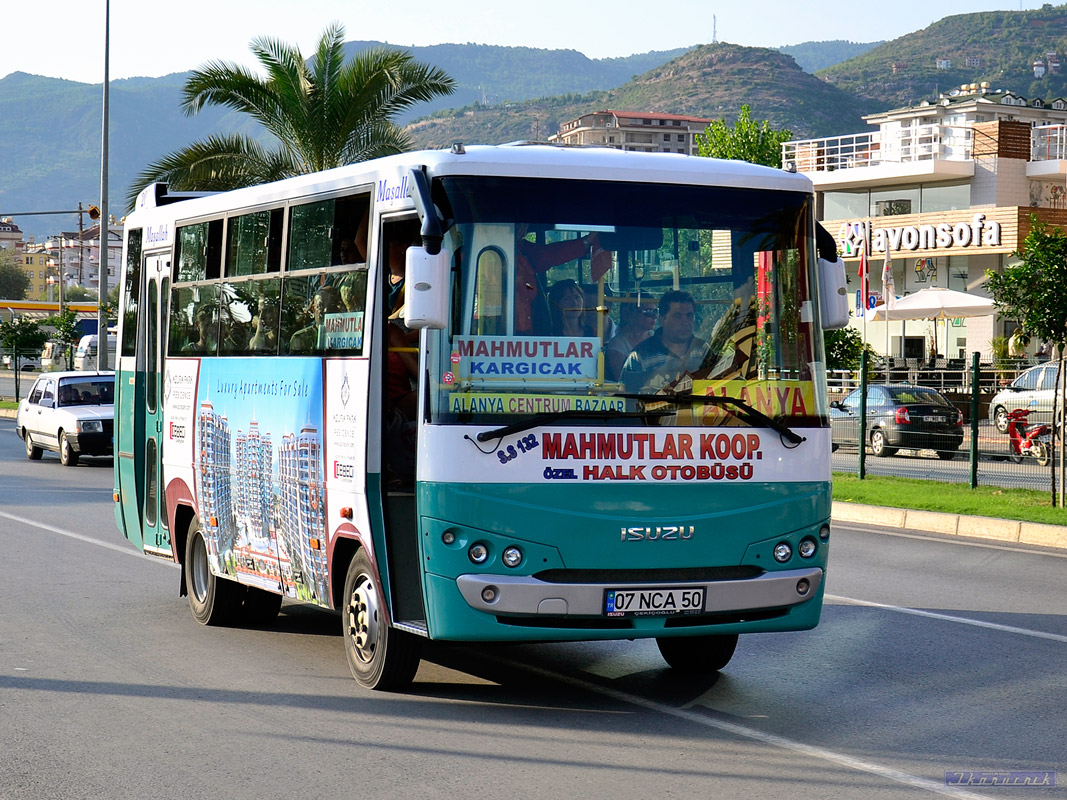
830;384;964;459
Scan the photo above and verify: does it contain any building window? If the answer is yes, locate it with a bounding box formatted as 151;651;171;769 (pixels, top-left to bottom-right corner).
677;134;685;142
663;133;671;142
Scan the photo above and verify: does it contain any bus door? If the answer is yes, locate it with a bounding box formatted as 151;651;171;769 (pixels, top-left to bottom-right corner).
140;254;171;556
378;217;426;627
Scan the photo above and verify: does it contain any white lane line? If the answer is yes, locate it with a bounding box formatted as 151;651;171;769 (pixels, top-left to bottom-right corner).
827;594;1067;644
495;656;986;799
834;523;1067;558
0;509;166;563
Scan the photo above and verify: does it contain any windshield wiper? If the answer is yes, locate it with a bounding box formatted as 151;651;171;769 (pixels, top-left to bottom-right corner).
616;392;806;446
475;409;673;443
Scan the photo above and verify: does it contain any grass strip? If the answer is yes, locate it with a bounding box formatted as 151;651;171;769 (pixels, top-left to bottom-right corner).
834;472;1067;526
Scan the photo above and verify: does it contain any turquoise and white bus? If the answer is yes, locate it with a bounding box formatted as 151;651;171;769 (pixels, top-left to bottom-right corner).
114;143;849;690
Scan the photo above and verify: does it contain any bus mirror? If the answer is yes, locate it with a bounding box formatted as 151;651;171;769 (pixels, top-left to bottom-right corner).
818;256;850;330
404;247;451;330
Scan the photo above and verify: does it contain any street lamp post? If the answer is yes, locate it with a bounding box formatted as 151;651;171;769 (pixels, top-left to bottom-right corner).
97;0;111;371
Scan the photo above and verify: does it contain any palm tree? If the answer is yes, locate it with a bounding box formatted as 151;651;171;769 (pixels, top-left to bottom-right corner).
126;23;455;208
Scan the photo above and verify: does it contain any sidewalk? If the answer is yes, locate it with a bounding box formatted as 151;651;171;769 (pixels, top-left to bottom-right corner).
2;402;1064;550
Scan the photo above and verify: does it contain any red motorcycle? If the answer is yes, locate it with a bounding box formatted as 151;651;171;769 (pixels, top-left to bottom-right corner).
1006;408;1053;466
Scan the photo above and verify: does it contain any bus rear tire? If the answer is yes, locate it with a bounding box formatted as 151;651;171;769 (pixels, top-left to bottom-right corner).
184;517;242;626
656;634;739;673
342;549;421;691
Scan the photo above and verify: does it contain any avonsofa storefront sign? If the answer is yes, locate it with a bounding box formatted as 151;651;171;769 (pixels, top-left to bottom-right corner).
836;211;1008;257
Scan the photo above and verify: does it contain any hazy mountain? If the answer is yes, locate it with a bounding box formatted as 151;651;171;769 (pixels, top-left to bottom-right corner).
404;43;875;149
776;40;884;73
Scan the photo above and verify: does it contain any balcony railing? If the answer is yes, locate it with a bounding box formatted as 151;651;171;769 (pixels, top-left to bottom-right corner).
782;125;973;172
1031;124;1067;161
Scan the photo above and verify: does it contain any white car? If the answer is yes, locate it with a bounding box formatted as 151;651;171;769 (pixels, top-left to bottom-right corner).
16;371;115;466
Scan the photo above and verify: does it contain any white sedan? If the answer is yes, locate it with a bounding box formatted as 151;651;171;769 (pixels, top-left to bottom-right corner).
16;371;115;466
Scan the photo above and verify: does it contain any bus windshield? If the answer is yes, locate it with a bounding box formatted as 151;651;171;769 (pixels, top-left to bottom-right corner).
430;176;825;430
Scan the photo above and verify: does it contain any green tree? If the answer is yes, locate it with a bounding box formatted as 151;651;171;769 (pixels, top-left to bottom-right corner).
823;326;867;371
985;216;1067;506
0;248;30;300
0;316;48;400
126;23;455;207
63;285;97;302
694;104;793;168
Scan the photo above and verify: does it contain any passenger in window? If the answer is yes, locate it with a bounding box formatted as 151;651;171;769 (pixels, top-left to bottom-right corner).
385;220;423;320
182;305;219;354
621;290;710;394
249;296;280;352
288;286;341;353
605;296;657;381
548;279;586;337
515;225;599;335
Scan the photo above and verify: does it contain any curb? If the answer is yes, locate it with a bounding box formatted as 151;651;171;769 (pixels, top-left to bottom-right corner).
832;501;1067;550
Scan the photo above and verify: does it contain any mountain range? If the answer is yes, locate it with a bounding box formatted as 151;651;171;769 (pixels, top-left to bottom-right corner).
4;4;1067;244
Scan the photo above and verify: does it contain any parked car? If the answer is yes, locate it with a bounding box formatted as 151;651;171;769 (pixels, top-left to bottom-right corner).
2;352;41;371
988;363;1060;433
830;383;964;459
15;371;115;466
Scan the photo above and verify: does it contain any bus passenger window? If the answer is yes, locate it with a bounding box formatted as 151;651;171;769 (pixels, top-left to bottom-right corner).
218;282;255;355
287;193;371;271
247;279;282;355
282;276;343;354
170;285;220;356
226;210;282;276
176;220;222;282
121;229;142;358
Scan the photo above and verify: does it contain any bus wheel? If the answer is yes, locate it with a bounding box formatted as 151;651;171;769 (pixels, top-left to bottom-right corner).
23;430;42;460
656;634;739;672
342;549;421;691
184;517;241;626
59;432;79;467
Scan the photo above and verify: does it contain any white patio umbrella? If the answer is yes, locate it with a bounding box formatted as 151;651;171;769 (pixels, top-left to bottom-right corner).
867;286;994;322
868;286;995;359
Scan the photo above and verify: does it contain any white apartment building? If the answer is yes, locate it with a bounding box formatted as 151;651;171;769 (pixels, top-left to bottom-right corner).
549;110;711;154
783;83;1067;360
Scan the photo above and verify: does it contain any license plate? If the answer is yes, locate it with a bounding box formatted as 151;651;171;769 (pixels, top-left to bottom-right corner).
924;415;946;422
605;586;706;617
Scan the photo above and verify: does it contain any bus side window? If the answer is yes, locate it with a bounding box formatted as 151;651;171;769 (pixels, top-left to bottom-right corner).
121;229;142;358
225;209;282;276
282;275;342;354
176;220;222;282
218;282;254;355
170;285;220;356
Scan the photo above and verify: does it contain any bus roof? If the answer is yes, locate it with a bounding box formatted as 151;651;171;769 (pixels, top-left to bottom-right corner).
127;144;811;227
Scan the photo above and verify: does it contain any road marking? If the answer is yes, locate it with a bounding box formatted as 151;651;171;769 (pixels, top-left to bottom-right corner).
495;656;986;799
827;594;1067;644
835;522;1067;558
0;509;173;565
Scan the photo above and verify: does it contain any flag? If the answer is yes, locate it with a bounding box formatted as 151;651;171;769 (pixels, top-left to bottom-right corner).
881;246;896;310
858;247;869;317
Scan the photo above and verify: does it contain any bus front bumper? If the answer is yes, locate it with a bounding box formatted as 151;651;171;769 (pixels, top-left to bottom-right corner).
455;567;822;617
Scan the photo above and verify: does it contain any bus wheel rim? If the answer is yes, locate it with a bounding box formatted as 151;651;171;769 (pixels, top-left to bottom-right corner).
347;575;380;665
191;534;209;603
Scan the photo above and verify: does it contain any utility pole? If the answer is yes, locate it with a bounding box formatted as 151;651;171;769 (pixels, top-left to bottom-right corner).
97;0;111;371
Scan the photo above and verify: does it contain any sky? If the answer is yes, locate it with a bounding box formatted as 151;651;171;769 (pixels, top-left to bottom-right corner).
1;1;1050;84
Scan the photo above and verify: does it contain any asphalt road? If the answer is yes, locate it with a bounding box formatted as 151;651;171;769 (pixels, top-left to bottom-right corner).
1;417;1065;799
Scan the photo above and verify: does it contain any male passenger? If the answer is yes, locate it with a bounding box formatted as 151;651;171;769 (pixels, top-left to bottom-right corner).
621;290;710;394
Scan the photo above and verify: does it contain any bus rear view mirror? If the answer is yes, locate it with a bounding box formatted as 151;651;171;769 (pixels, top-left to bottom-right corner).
404;247;451;330
597;227;663;252
818;256;850;330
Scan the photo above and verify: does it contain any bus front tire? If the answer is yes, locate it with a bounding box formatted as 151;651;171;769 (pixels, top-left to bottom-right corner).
656;634;739;673
342;549;421;691
184;518;242;626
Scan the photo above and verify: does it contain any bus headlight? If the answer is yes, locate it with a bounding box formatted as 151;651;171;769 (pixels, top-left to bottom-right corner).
502;546;523;568
798;538;817;558
79;420;102;433
773;542;792;563
468;543;489;564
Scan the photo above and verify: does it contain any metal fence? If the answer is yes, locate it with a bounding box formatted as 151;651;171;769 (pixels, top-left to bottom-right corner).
829;355;1061;493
